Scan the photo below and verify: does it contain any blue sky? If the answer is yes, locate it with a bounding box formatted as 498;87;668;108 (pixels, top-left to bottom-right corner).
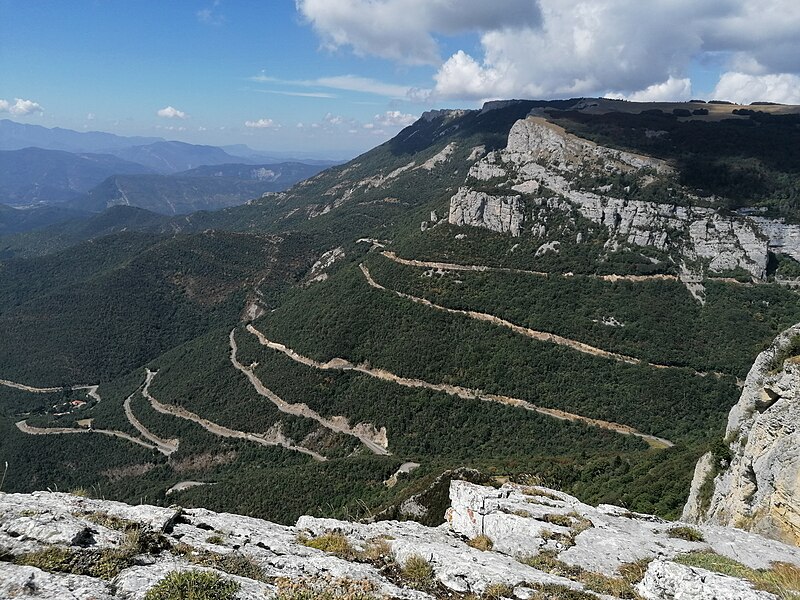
2;1;798;156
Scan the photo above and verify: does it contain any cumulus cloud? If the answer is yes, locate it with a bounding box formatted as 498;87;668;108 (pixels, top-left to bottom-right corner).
296;0;540;65
245;118;278;128
609;77;693;102
299;0;800;102
373;110;417;127
0;98;44;116
712;72;800;105
157;106;188;119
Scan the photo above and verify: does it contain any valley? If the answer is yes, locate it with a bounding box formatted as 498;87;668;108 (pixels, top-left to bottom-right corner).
1;98;799;527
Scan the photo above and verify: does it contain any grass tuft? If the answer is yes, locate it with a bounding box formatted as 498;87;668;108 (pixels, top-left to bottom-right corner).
144;570;239;600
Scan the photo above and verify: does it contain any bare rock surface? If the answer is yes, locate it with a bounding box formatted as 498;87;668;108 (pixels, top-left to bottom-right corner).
684;323;800;545
636;560;778;600
1;481;798;599
452;114;800;280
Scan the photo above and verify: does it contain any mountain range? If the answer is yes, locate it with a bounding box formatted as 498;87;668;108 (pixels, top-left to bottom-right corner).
0;97;798;538
0;120;336;219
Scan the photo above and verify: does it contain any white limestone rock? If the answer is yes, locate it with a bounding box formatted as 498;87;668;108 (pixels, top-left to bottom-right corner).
636;560;778;600
684;323;800;545
448;188;524;236
0;563;116;600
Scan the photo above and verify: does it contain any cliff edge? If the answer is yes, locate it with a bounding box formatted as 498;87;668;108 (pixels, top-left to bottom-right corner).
684;323;800;546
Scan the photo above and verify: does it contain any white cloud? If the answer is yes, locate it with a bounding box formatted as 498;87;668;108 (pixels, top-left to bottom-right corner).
296;0;540;65
197;1;224;25
245;118;278;129
299;1;800;102
0;98;44;116
249;71;413;99
373;110;417;127
712;72;800;105
86;113;96;121
157;106;188;119
609;77;693;103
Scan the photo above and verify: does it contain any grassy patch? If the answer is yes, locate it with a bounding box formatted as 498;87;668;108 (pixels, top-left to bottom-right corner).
275;577;378;600
144;570;240;600
519;551;642;599
483;583;514;599
299;531;355;560
401;554;436;591
674;552;800;599
667;526;704;542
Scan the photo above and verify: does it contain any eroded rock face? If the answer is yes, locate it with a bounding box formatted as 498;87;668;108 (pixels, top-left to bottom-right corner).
684;323;800;545
448;188;524;236
451;114;800;280
1;482;798;599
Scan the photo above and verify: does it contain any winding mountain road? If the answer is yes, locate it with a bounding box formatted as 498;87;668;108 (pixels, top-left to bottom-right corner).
381;251;679;283
246;324;674;449
361;263;729;380
15;420;161;452
142;369;326;461
123;387;179;456
0;379;101;402
229;331;390;456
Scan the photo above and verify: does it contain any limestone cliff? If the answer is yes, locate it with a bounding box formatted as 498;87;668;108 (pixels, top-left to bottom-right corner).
2;482;799;599
451;115;800;281
683;323;800;546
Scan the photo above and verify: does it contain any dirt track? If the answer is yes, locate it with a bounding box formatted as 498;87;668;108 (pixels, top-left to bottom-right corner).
229;331;390;456
362;263;729;381
246;324;673;449
15;420;161;452
0;379;101;402
381;251;679;283
123;387;179;455
142;369;326;461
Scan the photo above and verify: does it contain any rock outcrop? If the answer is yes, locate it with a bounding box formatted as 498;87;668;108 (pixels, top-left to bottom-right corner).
451;114;800;280
448;188;524;236
684;323;800;545
2;481;798;599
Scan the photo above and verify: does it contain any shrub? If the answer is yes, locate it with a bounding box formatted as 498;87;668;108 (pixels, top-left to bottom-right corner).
144;570;240;600
401;554;435;590
467;535;494;551
667;526;704;542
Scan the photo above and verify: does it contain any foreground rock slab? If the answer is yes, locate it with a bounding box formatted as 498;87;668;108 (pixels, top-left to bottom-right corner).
0;481;797;599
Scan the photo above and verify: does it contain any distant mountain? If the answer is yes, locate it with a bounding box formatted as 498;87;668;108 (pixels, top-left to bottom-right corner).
0;205;170;259
69;174;281;215
221;144;344;166
0;119;162;153
64;162;329;216
178;161;327;183
0;203;89;235
108;141;251;174
0;147;155;205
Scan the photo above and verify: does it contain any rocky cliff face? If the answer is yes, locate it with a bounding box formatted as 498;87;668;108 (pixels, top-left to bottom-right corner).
2;481;798;599
450;115;800;281
684;323;800;546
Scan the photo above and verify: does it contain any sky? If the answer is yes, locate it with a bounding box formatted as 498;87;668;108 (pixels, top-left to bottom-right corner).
1;1;799;157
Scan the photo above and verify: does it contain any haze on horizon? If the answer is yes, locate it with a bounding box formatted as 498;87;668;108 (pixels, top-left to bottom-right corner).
1;0;799;157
